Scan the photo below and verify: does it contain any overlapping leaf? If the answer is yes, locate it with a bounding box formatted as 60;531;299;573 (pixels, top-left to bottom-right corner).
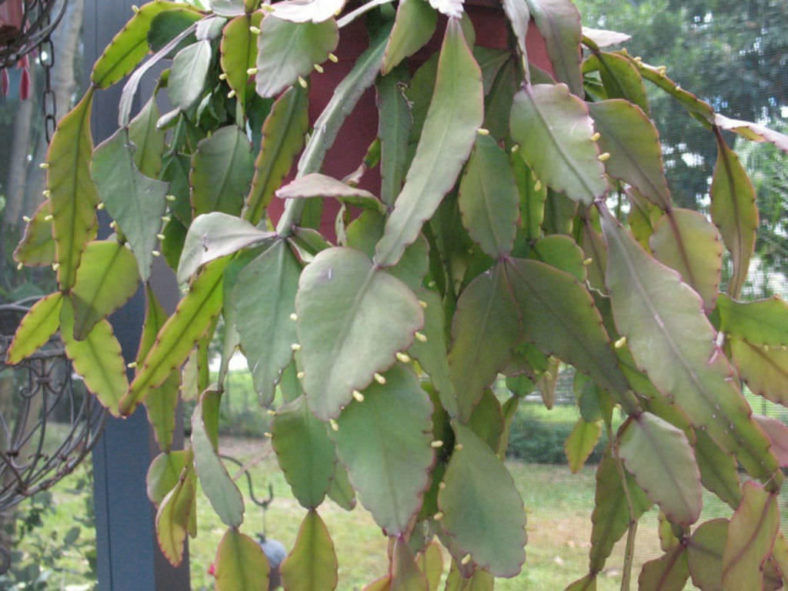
438;422;526;577
565;418;601;473
710;134;758;298
382;0;436;75
617;412;702;526
375;19;483;266
458;133;519;258
70;241;140;340
214;528;270;591
13;200;55;267
377;67;412;207
155;462;197;566
588;100;670;209
220;12;263;107
122;257;228;415
255;16;338;98
191;125;255;217
146;449;192;507
295;247;423;421
61;301;128;416
271;395;337;509
6;293;62;364
722;482;780;590
448;263;520;421
601;210;779;482
276;173;384;212
128;96;166;178
168;40;212;110
244;85;309;224
49;91;98;290
279;510;338;591
191;391;244;527
178;212;274;283
693;429;742;508
510;84;606;205
524;0;583;94
638;545;689;591
715;114;788;154
333;365;433;535
232;240;300;405
92;128;168;282
649;209;722;312
584;52;648;113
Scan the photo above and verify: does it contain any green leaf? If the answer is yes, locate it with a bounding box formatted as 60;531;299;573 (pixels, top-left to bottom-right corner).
276;173;384;212
326;461;356;511
178;212;274;284
145;373;179;452
468;389;505;453
510;84;607;205
617;412;702;526
279;510;338;591
714;113;788;154
191;391;244;527
444;563;494;590
584;52;649;114
637;545;689;591
753;415;788;468
220;12;263;107
91;1;191;88
146;449;192;507
61;301;128;416
381;0;436;75
6;293;62;365
529;234;586;282
502;0;530;59
601;210;779;483
693;429;742;509
511;153;546;242
244;84;309;224
390;538;429;591
588;100;670;210
505;258;630;398
49;91;98;290
295;247;423;421
564;574;597;591
649;209;722;313
687;518;728;590
409;289;458;418
416;540;443;591
147;8;201;53
722;482;780;590
717;294;788;346
448;263;520;421
128;96;166;178
92;128;168;282
565;418;601;473
333;365;433;535
122;257;227;415
710;134;758;299
233;240;300;405
634;61;714;124
271;395;336;509
168;40;212;110
71;241;140;340
458;133;519;258
155;462;197;566
589;452;651;573
730;339;788;406
375;19;483;267
215;528;270;591
13;200;55;267
438;422;526;577
377;67;412;207
524;0;583;95
255;17;338;98
191;125;255;217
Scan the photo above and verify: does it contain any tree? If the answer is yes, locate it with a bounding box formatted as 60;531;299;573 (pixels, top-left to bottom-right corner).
6;0;788;588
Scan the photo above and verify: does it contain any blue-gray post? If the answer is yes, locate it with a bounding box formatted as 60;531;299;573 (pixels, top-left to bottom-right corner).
84;1;190;588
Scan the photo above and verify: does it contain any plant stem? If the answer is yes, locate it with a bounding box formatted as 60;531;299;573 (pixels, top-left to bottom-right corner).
609;422;638;591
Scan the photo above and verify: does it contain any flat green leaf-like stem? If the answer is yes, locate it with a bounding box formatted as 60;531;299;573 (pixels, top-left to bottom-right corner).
220;13;263;107
279;510;338;591
382;0;436;75
48;90;99;290
510;84;606;205
13;200;56;267
375;18;483;267
601;209;780;483
333;365;434;536
122;257;228;415
215;528;270;591
525;0;583;94
295;247;423;421
6;292;63;365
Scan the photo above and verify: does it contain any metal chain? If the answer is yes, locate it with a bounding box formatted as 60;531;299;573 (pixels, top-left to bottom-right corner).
39;5;57;143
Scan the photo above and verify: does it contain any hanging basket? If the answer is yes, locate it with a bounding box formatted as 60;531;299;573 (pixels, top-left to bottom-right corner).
0;299;106;515
0;0;66;70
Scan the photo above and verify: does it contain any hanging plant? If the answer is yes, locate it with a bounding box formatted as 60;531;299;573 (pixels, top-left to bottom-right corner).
7;0;788;588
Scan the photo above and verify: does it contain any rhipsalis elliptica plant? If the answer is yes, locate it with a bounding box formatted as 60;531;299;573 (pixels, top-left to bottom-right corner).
8;0;788;588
